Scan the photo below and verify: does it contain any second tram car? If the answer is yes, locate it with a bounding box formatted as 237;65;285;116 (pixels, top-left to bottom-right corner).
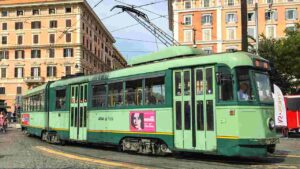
21;46;278;157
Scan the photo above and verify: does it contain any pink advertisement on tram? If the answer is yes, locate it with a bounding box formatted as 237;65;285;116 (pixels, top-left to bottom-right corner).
22;114;30;125
130;110;156;132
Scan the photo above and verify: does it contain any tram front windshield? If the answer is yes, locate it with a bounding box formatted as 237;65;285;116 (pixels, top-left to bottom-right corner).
236;67;273;103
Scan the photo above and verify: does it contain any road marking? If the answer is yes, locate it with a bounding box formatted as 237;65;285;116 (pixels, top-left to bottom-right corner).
273;154;300;158
35;146;148;169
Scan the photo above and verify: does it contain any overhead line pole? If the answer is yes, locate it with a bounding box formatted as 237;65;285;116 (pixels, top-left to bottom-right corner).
241;0;248;52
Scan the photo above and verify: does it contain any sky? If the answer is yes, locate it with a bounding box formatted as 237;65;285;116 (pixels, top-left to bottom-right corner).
86;0;172;61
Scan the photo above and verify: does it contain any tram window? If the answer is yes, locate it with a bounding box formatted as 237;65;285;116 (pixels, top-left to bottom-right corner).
108;82;124;107
92;84;106;108
125;80;142;106
175;72;181;96
41;93;45;111
236;68;255;101
84;85;88;102
145;76;165;105
184;71;190;95
176;101;182;130
71;107;74;127
83;107;87;127
206;100;214;131
197;101;204;130
218;67;233;101
196;69;204;95
80;107;83;127
206;68;213;94
55;89;66;110
184;101;191;130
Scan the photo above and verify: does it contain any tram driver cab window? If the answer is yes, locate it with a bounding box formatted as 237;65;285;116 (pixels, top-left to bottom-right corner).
236;68;255;101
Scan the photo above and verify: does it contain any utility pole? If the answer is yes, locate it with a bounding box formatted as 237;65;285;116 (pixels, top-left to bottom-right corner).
241;0;248;52
255;2;259;55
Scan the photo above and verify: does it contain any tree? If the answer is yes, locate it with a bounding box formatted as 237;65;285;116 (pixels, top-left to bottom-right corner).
258;24;300;94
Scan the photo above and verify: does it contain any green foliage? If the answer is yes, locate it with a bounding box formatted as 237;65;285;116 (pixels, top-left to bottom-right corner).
258;23;300;94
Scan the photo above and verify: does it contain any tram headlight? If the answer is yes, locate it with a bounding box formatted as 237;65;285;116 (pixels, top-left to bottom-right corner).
268;118;275;130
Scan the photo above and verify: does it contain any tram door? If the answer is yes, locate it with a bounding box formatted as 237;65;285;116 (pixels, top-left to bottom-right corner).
173;67;216;151
70;83;88;141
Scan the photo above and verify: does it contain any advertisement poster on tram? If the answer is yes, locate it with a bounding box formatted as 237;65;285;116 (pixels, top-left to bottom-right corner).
273;84;287;126
130;110;156;132
22;114;30;125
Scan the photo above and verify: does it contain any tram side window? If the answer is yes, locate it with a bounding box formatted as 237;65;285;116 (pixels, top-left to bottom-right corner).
145;76;165;105
92;84;106;108
55;89;66;110
218;67;234;101
108;82;123;107
125;80;143;106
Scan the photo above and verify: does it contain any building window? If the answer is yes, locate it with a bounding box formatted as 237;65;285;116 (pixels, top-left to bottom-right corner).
266;0;273;3
31;67;40;77
286;24;296;32
17;87;22;95
49;20;57;28
15;22;23;30
226;13;237;23
247;0;254;4
183;15;192;25
227;0;234;6
14;67;24;78
31;21;41;29
65;7;72;13
184;0;192;9
47;66;57;77
247;27;256;39
202;48;212;54
66;19;72;27
63;48;73;57
265;10;277;21
266;25;276;38
66;33;72;42
17;35;23;45
0;50;9;59
203;0;210;7
31;49;41;58
33;35;39;44
49;34;55;44
202;29;211;41
0;87;5;94
65;66;71;75
201;14;212;25
2;23;7;30
1;11;8;17
17;10;24;16
184;29;193;43
285;9;297;20
32;9;40;15
1;68;6;78
1;36;7;45
15;50;25;59
49;8;56;14
226;27;236;40
248;12;255;22
48;48;55;58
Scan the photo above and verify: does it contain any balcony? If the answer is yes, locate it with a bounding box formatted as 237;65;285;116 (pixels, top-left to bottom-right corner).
24;76;45;83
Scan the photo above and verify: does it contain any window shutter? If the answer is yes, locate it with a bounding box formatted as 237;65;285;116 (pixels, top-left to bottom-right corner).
265;12;268;20
38;67;41;76
14;68;17;78
71;48;74;57
54;67;57;76
22;50;25;59
31;68;34;76
63;49;66;57
22;68;24;77
210;15;212;24
15;50;18;59
285;10;288;20
201;16;205;24
295;10;298;20
274;11;278;21
234;14;238;22
226;14;229;23
47;67;50;77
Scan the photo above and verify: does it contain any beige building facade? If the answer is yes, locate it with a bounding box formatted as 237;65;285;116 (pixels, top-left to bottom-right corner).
169;0;300;53
0;0;127;112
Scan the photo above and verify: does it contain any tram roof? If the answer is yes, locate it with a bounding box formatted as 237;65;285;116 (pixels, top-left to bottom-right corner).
128;46;205;66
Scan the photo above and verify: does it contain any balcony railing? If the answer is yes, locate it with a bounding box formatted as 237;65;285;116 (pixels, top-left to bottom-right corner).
24;76;45;83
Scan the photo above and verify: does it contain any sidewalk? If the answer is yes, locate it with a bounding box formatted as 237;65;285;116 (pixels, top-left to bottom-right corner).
276;134;300;156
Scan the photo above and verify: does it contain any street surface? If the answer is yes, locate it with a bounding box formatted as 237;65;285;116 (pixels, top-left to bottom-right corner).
0;126;300;169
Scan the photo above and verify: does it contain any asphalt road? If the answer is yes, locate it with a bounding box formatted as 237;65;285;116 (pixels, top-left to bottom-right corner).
0;127;300;169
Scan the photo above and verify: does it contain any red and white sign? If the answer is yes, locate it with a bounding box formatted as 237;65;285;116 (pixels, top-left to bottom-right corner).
130;110;156;132
21;114;30;125
273;84;287;127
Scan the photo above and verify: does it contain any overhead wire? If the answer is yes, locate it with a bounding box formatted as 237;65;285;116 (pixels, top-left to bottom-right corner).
114;37;164;44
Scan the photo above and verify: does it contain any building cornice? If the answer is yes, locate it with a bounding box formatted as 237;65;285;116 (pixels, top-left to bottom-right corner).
0;0;83;8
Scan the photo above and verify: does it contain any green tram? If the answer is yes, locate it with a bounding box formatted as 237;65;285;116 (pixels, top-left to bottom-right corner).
21;46;278;157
